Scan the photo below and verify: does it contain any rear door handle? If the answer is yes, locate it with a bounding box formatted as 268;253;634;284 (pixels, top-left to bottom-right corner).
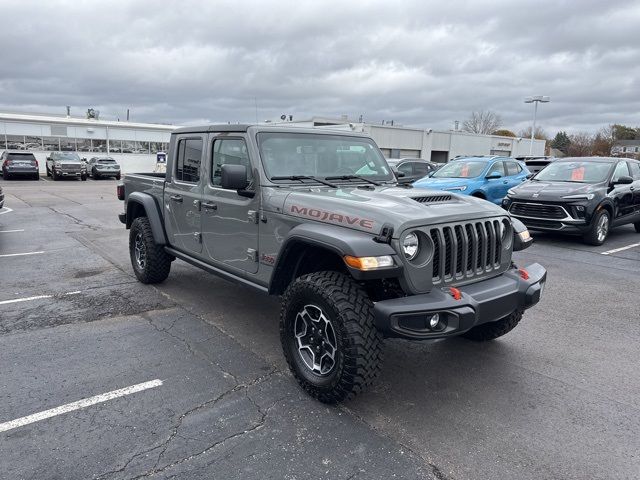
170;195;183;203
202;201;217;211
630;186;635;191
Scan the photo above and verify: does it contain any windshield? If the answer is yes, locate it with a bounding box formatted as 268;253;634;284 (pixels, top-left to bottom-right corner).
258;133;393;182
53;153;80;161
431;160;486;178
535;161;612;183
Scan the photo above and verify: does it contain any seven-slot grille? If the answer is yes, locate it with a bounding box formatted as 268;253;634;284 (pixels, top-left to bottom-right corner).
429;219;504;283
509;202;567;219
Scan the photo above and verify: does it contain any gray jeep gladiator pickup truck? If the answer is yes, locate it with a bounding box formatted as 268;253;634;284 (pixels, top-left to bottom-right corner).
117;125;546;402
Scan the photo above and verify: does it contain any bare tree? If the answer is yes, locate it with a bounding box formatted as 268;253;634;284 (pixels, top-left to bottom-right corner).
566;132;594;157
462;111;502;134
592;125;614;156
518;126;548;140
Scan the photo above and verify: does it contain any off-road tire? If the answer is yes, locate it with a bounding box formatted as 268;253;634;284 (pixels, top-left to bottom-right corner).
280;271;383;403
129;216;171;284
583;209;610;246
462;309;523;341
634;222;640;233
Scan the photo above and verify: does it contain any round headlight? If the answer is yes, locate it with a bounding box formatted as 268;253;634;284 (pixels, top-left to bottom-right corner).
402;232;419;260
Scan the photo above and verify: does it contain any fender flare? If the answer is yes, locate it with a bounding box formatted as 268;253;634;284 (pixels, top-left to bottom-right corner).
126;192;168;245
269;223;400;294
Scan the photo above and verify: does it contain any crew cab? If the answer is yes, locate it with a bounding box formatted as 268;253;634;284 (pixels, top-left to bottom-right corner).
46;152;87;180
503;157;640;245
117;125;546;402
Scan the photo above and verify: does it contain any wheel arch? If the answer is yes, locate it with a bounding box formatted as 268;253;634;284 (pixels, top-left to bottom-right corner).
126;192;168;245
268;223;400;295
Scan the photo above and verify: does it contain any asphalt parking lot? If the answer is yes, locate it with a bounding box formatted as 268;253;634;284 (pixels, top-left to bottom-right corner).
1;177;639;480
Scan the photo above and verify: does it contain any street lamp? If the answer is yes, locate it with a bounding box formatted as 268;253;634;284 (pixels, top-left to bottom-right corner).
524;96;550;155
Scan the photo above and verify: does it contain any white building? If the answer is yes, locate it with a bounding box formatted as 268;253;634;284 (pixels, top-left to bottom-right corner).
267;116;546;161
0;111;176;173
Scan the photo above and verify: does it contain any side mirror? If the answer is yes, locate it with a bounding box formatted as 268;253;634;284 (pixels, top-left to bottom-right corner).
395;171;406;178
221;164;249;190
612;175;633;185
486;172;502;180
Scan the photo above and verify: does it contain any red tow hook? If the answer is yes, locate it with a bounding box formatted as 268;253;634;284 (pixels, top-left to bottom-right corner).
449;287;462;301
518;268;530;280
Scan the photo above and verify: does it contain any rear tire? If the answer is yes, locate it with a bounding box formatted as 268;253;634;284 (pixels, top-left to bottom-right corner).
583;209;610;246
462;309;523;341
34;173;39;181
280;271;383;403
129;216;171;284
4;172;10;180
46;167;51;177
634;222;640;233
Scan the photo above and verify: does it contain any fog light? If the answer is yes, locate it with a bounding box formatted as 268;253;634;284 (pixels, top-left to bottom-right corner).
576;205;585;211
429;313;440;329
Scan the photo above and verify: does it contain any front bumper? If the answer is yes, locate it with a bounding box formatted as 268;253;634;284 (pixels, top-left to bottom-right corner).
55;170;85;177
373;263;546;339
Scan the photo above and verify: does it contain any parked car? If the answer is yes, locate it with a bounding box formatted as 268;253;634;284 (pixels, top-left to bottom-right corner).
1;151;39;180
87;156;121;179
386;158;440;184
46;152;87;181
503;157;640;245
515;156;557;174
118;125;546;403
413;156;530;204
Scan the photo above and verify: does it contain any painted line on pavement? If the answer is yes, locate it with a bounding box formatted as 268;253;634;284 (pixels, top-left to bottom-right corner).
601;242;640;255
0;379;163;433
0;291;81;306
0;251;45;258
0;207;13;215
0;229;24;233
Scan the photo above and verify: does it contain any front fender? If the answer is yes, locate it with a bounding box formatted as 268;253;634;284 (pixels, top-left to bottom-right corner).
269;223;401;294
126;192;167;245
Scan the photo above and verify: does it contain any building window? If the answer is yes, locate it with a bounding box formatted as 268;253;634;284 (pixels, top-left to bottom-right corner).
6;135;25;150
77;138;91;152
43;137;59;151
93;139;107;152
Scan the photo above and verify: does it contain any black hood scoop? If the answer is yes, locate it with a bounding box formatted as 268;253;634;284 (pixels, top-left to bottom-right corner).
411;194;453;203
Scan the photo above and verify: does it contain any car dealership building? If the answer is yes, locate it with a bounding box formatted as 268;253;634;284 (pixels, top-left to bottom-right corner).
0;111;545;173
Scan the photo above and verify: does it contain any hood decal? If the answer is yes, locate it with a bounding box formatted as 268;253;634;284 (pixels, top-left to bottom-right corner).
290;205;374;229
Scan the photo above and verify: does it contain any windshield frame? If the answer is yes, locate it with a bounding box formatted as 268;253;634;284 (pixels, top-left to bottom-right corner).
256;132;395;185
534;160;614;184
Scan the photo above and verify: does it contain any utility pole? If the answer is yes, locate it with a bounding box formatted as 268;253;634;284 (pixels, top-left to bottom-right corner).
524;96;550;155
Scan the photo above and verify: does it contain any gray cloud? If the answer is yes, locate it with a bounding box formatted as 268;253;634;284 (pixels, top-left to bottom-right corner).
1;0;639;134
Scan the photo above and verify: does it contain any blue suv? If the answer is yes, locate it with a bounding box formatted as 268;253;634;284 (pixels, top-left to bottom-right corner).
413;156;530;204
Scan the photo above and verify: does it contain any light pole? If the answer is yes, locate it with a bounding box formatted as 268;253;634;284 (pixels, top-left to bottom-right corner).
524;96;550;155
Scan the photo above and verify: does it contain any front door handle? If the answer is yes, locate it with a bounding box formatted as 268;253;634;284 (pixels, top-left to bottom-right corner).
170;195;183;203
630;186;635;191
202;201;217;211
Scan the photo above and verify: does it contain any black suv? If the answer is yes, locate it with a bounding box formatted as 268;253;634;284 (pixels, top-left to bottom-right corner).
503;157;640;245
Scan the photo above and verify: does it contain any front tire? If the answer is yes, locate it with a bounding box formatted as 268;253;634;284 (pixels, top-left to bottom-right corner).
583;209;610;246
280;271;383;403
129;217;172;284
462;309;523;341
52;170;59;180
81;174;87;181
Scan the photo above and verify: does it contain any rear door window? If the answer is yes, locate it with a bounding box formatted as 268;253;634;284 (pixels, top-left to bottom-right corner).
413;162;431;176
175;138;203;183
505;161;522;176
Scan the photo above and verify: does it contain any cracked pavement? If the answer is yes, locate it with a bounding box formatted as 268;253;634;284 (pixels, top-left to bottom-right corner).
1;179;639;479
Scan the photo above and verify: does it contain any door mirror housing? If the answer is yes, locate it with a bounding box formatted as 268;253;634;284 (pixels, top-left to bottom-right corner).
485;172;502;180
221;164;249;190
612;175;633;185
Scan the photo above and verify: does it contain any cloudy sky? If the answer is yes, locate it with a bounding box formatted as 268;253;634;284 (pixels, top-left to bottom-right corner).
1;0;639;134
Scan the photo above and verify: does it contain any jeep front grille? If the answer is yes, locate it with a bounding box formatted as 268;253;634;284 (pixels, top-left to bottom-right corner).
411;195;452;203
430;219;504;283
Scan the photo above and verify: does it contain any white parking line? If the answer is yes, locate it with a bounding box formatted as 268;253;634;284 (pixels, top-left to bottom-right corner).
0;207;13;215
0;229;24;233
0;251;44;258
601;242;640;255
0;379;163;433
0;291;80;305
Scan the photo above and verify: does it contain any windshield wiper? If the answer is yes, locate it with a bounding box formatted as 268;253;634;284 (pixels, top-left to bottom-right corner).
270;175;338;188
325;175;382;186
